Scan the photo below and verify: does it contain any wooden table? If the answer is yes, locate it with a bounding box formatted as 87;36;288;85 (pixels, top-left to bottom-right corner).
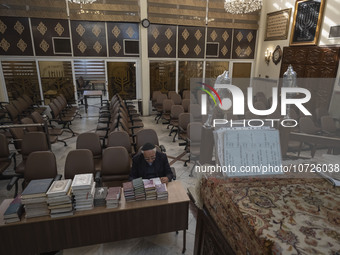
0;181;189;255
83;90;103;113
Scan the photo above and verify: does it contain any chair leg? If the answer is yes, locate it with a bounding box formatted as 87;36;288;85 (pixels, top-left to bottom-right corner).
172;130;178;142
189;160;198;177
58;139;67;146
184;154;190;167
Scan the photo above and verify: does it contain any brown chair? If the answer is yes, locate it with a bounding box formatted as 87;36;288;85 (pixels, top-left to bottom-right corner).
31;111;64;137
184;122;202;177
76;132;102;172
189;104;201;122
135;129;165;153
100;147;131;186
0;133;17;181
182;99;190;112
178;113;192;142
9;127;25;152
107;131;134;156
155;93;167;123
64;149;99;183
4;103;20;123
182;90;190;99
171;93;182;105
152;91;162;110
15;132;50;175
169;105;184;141
162;99;174;125
22;94;46;114
14;151;61;197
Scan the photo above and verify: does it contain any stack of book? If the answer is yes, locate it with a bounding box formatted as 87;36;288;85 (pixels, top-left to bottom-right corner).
21;178;54;218
46;179;73;218
94;187;108;207
3;196;23;224
106;187;121;208
143;179;157;200
154;180;168;200
133;177;146;201
122;181;135;202
71;174;95;211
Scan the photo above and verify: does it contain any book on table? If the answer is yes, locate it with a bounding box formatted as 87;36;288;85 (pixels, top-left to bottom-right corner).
21;178;54;199
71;173;93;191
47;179;72;197
4;196;23;224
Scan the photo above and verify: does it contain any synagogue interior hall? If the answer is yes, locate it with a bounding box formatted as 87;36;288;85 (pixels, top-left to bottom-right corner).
0;0;340;254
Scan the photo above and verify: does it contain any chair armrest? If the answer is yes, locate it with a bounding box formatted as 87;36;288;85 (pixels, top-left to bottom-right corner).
160;145;166;152
7;176;19;191
94;171;101;186
171;167;176;180
54;174;62;181
8;152;16;170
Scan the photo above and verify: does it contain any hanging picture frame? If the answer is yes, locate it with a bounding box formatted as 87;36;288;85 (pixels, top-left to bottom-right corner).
290;0;326;46
264;9;292;41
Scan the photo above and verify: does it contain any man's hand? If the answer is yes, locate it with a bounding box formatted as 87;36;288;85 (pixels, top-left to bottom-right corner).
160;177;169;184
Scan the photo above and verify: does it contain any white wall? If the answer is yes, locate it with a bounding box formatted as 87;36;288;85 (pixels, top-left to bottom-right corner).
255;0;340;79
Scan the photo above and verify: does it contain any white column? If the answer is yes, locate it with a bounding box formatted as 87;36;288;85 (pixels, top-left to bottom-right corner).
140;0;150;116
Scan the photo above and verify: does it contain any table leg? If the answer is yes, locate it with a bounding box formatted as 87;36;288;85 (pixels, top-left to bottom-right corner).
182;229;186;254
85;96;88;113
100;95;103;106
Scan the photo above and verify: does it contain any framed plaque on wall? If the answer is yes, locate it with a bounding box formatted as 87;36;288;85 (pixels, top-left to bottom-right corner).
290;0;326;46
265;9;292;41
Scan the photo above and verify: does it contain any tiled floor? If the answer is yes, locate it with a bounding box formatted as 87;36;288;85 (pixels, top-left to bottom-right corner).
0;98;197;255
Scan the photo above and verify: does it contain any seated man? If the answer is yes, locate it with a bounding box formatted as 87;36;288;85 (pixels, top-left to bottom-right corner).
130;143;173;183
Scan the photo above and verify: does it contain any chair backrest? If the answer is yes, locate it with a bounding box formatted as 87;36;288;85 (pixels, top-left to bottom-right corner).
21;132;49;159
107;131;132;154
31;111;45;130
152;91;162;104
76;132;102;158
49;102;60;118
156;93;167;105
21;117;38;132
24;151;57;184
135;129;159;152
64;149;95;179
182;99;190;112
182;90;190;99
321;115;337;133
171;93;182;105
9;127;25;151
162;99;174;113
168;91;177;99
315;106;329;124
0;133;9;159
178;113;192;131
189;104;201;120
299;116;320;134
4;104;19;122
170;105;184;119
22;94;34;106
101;147;130;176
187;122;202;143
12;100;25;114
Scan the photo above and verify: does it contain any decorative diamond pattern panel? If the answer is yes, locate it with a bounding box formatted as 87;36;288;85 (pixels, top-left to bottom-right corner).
31;18;70;56
148;24;176;58
178;26;205;58
232;29;257;59
71;21;107;57
107;22;139;57
207;28;232;59
0;16;33;55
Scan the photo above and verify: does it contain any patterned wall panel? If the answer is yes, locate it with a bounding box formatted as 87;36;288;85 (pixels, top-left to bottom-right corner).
71;21;107;57
206;27;232;59
232;29;257;59
107;22;139;57
31;18;70;56
148;24;176;58
178;26;205;58
0;16;33;56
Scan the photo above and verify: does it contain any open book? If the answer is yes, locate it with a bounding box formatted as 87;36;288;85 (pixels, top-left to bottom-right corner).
317;154;340;187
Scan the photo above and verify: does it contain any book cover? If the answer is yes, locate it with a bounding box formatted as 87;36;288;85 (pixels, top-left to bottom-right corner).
4;196;23;220
21;178;54;198
71;174;93;190
47;179;72;197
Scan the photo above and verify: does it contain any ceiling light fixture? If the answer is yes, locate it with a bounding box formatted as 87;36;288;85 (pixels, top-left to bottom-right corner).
224;0;262;15
69;0;97;5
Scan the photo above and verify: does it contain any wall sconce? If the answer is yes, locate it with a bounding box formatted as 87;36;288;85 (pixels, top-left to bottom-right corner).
265;48;272;65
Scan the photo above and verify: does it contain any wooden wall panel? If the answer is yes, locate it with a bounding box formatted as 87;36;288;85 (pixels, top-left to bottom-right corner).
206;27;232;59
148;24;176;58
232;29;256;59
31;18;70;56
280;46;340;116
71;21;107;57
178;26;205;58
0;16;33;56
107;22;139;57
